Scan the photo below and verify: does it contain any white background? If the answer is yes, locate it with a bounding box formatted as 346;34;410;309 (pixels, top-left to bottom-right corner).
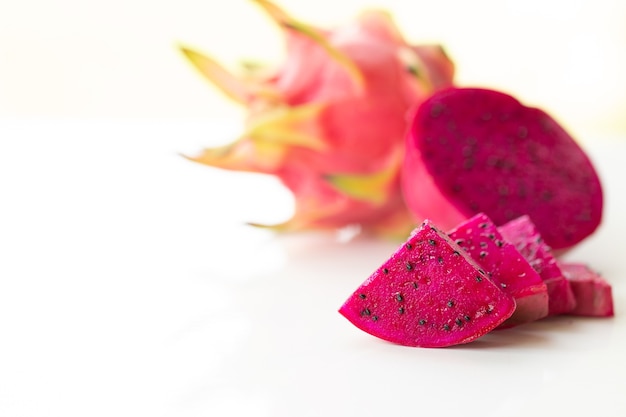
1;0;625;138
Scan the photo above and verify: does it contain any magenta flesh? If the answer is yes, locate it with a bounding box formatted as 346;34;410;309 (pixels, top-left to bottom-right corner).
449;213;548;327
560;262;614;317
339;220;515;348
402;87;603;251
499;215;576;315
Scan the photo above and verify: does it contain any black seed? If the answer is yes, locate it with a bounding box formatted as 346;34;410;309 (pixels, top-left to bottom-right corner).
419;319;427;326
517;126;528;138
479;251;487;259
405;243;413;250
486;305;494;313
496;240;504;247
487;233;495;240
455;239;465;245
430;103;444;118
479;222;488;229
398;307;405;314
395;293;404;302
428;239;436;246
476;275;483;282
452;250;460;257
478;269;486;275
447;300;455;308
412;282;418;289
372;315;378;321
464;315;471;322
480;241;488;248
455;318;463;326
437;256;444;265
463;157;475;170
405;262;413;271
361;308;371;316
383;268;389;274
358;294;366;299
443;324;451;331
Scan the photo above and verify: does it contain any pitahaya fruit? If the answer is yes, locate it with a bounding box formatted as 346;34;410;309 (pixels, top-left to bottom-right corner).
339;220;516;348
498;215;576;316
448;213;548;327
401;87;603;251
560;263;614;317
181;0;455;238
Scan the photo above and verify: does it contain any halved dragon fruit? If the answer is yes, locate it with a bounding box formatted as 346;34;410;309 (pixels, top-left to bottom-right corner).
401;87;603;251
560;263;614;317
339;220;516;347
448;213;548;327
498;215;576;316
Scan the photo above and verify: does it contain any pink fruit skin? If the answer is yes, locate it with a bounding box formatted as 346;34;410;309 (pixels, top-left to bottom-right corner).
448;213;548;328
339;220;515;348
560;263;614;317
498;215;576;316
183;2;455;237
401;87;603;251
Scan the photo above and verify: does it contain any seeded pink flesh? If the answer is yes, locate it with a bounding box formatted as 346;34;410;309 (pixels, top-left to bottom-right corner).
402;87;603;251
560;263;614;317
448;213;548;327
339;220;516;348
498;215;576;315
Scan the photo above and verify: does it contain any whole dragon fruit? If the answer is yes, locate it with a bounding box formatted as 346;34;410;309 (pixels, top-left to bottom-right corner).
181;0;454;237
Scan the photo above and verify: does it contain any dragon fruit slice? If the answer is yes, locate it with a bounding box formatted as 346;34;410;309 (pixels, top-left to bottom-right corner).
339;220;515;348
402;87;603;251
560;263;614;317
448;213;548;327
498;215;576;316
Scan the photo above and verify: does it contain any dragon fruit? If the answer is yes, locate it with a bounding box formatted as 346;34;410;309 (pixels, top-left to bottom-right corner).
498;215;576;316
401;87;603;250
339;220;515;348
560;263;614;317
181;0;454;238
448;213;548;327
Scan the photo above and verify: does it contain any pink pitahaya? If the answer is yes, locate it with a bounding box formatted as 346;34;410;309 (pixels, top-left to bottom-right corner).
448;213;548;328
339;220;515;348
559;262;614;317
181;0;454;237
402;87;603;250
498;215;577;316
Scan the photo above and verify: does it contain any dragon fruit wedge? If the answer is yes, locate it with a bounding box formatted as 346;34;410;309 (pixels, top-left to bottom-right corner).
560;263;614;317
448;213;548;328
401;87;603;251
339;219;516;348
498;215;576;316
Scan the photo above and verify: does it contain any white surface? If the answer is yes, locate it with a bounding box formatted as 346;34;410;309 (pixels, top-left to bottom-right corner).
0;119;624;416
